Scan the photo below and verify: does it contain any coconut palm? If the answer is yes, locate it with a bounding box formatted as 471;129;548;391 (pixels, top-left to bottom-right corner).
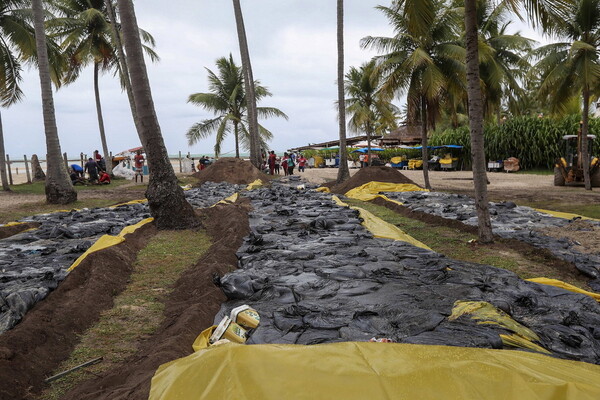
31;0;77;204
116;0;198;229
186;55;287;158
232;0;261;168
362;1;465;190
463;0;571;242
50;0;158;175
0;0;40;191
473;0;535;122
532;0;600;190
344;60;399;166
336;0;350;183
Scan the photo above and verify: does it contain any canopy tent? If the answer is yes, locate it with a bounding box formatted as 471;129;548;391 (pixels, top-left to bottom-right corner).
352;147;385;153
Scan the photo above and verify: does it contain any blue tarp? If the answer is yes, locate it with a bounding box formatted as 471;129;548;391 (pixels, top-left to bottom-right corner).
401;145;463;150
352;148;385;153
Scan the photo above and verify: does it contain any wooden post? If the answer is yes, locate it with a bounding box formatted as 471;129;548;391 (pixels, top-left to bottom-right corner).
63;152;68;171
178;151;182;172
80;152;84;167
6;154;12;185
24;155;31;183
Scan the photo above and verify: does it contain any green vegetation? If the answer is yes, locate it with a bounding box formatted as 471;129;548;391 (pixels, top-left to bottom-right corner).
430;115;598;170
186;54;287;158
345;199;589;288
40;229;212;400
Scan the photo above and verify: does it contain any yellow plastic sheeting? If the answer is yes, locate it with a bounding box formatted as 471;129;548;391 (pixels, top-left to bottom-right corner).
527;278;600;302
408;159;423;169
210;192;240;208
67;217;154;272
315;186;330;193
450;300;549;354
3;221;27;227
192;326;215;352
331;195;430;250
534;208;600;223
344;181;425;202
246;179;264;190
149;341;600;400
110;198;148;208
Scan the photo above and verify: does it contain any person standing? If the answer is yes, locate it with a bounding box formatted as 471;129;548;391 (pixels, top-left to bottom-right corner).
84;157;99;183
134;150;145;183
359;153;365;168
297;154;307;172
282;152;289;176
268;151;276;175
287;154;295;175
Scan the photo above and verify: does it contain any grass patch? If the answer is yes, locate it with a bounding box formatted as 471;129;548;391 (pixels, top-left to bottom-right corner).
515;168;553;175
345;199;589;287
40;229;212;400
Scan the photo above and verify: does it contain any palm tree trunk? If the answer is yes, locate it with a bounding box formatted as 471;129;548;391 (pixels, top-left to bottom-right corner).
105;0;140;134
117;0;198;229
232;0;260;168
31;0;76;204
94;62;113;175
366;123;372;167
336;0;350;183
582;87;592;190
464;0;493;243
0;111;11;191
234;120;240;158
421;96;431;190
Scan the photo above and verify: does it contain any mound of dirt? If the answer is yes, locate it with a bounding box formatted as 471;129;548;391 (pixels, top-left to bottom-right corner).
326;166;420;194
62;200;251;400
193;157;271;185
0;222;40;240
0;223;156;400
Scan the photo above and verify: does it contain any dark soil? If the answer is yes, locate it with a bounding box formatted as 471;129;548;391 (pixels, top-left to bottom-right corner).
193;157;271;185
62;200;251;400
370;197;589;287
0;222;40;240
325;166;419;194
0;223;157;400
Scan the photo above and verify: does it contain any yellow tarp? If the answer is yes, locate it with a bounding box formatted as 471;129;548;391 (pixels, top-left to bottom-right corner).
450;300;549;354
3;221;27;227
246;179;264;190
332;195;430;250
527;278;600;302
408;159;423;169
344;181;425;203
67;217;154;272
315;186;330;193
534;208;600;223
149;341;600;400
110;198;148;208
210;192;239;208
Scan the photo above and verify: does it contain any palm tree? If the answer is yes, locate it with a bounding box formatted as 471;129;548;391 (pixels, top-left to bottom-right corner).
463;0;571;242
362;1;465;190
50;0;158;175
31;0;77;204
116;0;198;229
336;0;350;183
473;0;534;122
344;60;399;166
533;0;600;190
232;0;261;168
186;55;288;158
0;0;40;191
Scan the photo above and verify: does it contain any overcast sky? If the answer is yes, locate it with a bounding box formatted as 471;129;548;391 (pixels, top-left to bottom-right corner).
4;1;543;159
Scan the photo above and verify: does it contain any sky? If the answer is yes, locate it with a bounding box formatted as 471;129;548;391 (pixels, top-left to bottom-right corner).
4;1;544;159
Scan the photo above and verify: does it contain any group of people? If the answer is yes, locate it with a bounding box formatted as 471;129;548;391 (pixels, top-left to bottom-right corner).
70;150;111;185
266;151;307;176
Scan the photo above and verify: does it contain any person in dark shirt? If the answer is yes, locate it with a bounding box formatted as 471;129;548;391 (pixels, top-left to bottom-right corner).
84;158;99;183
